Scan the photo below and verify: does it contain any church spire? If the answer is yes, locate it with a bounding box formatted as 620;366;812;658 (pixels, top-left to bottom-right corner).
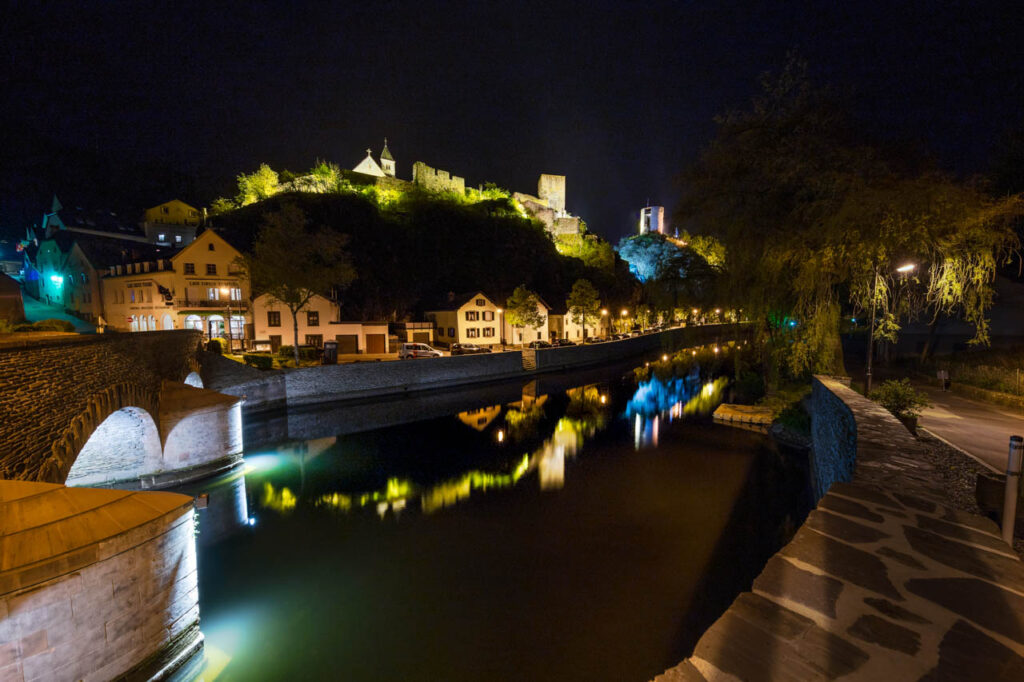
380;138;396;177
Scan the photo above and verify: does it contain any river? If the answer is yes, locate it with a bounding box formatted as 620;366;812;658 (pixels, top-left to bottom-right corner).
173;359;810;681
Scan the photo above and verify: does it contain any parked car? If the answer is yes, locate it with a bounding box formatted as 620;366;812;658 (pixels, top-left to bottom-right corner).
583;336;606;344
450;343;491;355
527;340;552;349
551;339;576;347
398;342;443;359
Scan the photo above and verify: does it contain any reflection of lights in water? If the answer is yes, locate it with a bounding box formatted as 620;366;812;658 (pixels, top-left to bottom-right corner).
662;354;668;361
600;394;607;404
634;414;641;450
260;482;296;513
691;350;697;356
496;429;504;443
247;517;256;526
702;382;715;397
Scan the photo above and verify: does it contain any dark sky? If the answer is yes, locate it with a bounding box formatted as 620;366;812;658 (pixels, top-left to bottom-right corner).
3;1;1023;243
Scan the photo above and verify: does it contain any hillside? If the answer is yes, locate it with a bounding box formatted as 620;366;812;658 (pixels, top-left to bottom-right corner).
211;191;635;320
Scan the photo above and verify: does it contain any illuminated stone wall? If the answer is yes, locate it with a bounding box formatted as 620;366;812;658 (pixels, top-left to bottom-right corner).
538;174;566;213
412;161;466;194
0;481;201;681
0;330;202;482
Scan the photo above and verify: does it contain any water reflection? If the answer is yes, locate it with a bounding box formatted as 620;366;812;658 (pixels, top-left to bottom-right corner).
244;366;728;521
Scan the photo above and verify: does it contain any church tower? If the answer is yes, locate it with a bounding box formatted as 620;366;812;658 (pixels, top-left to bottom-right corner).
380;138;396;177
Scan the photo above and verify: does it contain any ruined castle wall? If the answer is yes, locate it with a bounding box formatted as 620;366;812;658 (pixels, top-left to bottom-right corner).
538;174;566;213
412;161;466;195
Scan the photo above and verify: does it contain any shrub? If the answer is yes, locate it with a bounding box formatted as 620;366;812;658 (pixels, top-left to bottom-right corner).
206;337;228;354
278;345;318;360
243;353;274;370
869;379;931;420
29;319;75;332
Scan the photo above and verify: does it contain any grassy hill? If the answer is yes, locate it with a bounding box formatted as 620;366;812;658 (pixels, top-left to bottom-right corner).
212;190;634;320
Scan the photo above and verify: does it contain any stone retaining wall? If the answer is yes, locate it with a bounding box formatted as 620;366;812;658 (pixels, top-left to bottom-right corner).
656;375;1024;681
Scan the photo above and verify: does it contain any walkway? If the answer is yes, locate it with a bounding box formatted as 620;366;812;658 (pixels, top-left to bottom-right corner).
21;292;96;333
916;384;1024;473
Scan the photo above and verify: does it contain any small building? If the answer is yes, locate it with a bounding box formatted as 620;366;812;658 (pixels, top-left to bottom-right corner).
252;293;389;354
549;308;610;341
0;274;24;323
140;200;201;246
424;291;500;347
390;321;435;346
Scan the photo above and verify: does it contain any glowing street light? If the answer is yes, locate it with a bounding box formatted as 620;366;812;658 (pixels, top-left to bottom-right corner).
896;263;917;273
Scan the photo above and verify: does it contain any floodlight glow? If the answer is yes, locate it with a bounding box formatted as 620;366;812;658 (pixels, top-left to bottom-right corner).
49;275;63;286
896;263;916;273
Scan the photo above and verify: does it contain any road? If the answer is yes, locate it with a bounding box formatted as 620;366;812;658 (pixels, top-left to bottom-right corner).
916;383;1024;473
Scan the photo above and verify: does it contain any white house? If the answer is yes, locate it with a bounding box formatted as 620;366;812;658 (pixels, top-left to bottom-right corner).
253;293;388;354
424;291;501;347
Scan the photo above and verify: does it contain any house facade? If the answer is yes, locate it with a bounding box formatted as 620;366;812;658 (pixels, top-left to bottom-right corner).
99;229;248;341
140;199;201;246
501;298;551;345
253;293;387;353
425;292;501;347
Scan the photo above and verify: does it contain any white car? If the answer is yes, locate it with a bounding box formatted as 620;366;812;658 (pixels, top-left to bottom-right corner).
398;342;443;359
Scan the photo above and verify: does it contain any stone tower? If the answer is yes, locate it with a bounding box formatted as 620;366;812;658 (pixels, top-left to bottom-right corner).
538;174;566;214
380;138;396;177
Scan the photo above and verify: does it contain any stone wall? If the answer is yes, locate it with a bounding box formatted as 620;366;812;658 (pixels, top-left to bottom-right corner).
655;375;1024;681
412;161;466;194
0;330;203;482
0;481;201;681
538;174;566;212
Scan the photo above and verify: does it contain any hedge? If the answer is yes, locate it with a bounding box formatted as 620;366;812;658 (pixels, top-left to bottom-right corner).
243;353;274;370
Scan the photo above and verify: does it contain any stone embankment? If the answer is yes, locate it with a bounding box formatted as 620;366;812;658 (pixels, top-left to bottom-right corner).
202;323;752;411
656;375;1024;681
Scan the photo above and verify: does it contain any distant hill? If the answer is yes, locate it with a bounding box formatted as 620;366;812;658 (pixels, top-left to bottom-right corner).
211;191;635;320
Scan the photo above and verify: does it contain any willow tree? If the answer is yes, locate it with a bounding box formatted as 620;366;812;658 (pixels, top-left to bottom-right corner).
679;55;1021;379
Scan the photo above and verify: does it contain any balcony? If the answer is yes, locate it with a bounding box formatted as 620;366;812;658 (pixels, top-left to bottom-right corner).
176;298;249;310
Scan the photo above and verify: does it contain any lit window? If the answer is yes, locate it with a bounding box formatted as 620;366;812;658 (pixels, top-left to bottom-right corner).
483;327;495;337
465;311;479;321
175;235;183;243
158;233;166;241
467;328;479;338
231;287;242;301
208;288;220;301
483;311;494;321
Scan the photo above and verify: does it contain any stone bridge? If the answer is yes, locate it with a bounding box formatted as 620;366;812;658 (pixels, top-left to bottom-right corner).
0;330;243;488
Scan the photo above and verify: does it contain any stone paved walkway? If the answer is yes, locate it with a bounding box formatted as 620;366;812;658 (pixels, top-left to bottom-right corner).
655;377;1024;681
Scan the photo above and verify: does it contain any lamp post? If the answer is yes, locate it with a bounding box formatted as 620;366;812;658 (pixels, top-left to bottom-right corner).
620;308;628;334
220;287;233;353
496;307;505;351
600;308;608;338
866;263;915;394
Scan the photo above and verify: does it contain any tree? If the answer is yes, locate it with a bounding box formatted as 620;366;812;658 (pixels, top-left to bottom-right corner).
554;234;615;271
616;234;680;282
505;285;544;346
566;279;601;338
237;164;280;206
240;203;356;366
679;54;1022;378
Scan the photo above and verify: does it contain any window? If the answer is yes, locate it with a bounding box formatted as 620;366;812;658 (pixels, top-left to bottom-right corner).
307;311;319;327
448;327;455;337
267;311;281;327
175;235;183;243
467;328;479;338
206;263;217;275
184;263;195;275
483;327;495;337
208;288;220;301
130;290;135;303
475;298;485;306
162;206;169;214
230;287;242;301
483;311;494;321
305;334;323;347
158;233;166;242
208;243;215;251
465;311;479;321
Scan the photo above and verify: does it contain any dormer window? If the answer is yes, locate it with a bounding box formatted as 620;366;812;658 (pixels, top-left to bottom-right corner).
208;243;215;251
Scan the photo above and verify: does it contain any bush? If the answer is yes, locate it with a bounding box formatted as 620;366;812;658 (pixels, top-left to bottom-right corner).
278;345;319;360
34;318;76;332
869;379;931;420
206;337;228;354
243;353;274;370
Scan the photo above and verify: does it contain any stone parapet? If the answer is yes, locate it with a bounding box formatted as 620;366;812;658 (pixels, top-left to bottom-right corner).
655;375;1024;681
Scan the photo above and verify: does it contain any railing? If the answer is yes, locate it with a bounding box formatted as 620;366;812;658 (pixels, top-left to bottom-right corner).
175;299;249;309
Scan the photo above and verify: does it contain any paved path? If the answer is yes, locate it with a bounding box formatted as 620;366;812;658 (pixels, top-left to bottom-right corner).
916;384;1024;473
21;293;96;333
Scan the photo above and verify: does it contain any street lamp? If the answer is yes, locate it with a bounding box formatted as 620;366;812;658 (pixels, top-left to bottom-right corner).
866;263;915;394
220;287;233;353
496;307;505;350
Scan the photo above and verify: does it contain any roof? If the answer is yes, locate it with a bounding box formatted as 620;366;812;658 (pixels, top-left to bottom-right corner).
57;205;144;239
72;233;172;270
353;150;386;177
380;139;394;161
424;291;494;311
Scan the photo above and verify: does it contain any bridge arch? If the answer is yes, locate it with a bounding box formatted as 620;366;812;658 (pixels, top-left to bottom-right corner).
184;371;204;388
44;381;158;484
66;405;162;487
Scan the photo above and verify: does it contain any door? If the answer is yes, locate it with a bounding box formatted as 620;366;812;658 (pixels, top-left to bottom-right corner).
413;332;431;343
269;335;282;352
336;334;358;354
366;333;386;354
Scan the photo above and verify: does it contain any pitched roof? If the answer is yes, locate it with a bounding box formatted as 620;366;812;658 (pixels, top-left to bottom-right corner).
380;139;394;161
72;234;172;270
425;291;494;311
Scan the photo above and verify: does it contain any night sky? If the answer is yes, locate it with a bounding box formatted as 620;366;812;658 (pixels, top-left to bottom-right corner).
3;1;1023;244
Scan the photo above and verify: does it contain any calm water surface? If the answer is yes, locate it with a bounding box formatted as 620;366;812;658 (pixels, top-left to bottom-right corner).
176;362;809;681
